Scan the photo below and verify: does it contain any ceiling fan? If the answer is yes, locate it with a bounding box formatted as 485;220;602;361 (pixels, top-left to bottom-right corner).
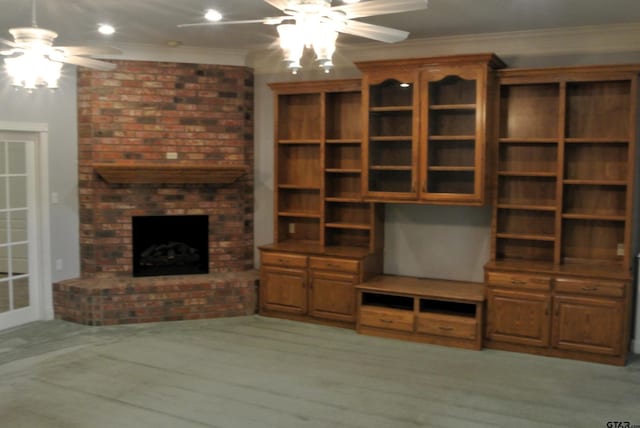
179;0;428;43
179;0;429;73
0;0;120;90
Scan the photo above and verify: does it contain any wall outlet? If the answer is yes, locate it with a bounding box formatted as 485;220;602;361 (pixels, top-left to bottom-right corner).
617;243;625;256
166;152;178;160
288;223;295;234
55;258;63;271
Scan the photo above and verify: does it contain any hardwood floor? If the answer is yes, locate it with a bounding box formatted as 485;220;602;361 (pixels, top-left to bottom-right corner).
0;316;639;427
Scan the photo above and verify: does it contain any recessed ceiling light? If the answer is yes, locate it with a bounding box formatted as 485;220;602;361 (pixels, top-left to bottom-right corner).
205;9;222;22
98;24;115;35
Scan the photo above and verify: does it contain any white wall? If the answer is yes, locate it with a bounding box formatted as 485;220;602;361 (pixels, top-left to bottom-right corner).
0;68;80;282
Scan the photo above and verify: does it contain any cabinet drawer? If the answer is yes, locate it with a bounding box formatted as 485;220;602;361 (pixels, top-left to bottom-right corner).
416;313;477;340
487;272;551;290
554;278;625;298
310;257;360;273
261;252;307;268
359;306;414;332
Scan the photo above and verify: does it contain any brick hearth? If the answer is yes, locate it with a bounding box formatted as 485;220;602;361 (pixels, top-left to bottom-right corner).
53;272;258;325
53;60;258;325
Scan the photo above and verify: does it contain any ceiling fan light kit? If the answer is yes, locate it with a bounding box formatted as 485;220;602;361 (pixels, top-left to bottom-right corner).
178;0;428;75
1;0;119;92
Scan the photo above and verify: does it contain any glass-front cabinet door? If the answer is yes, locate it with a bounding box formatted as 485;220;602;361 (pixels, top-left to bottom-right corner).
362;70;419;200
419;66;488;205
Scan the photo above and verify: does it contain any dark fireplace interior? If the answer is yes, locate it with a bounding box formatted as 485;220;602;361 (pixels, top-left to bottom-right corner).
132;215;209;277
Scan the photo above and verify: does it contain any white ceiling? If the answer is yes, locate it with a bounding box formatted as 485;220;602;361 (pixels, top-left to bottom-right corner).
1;0;640;53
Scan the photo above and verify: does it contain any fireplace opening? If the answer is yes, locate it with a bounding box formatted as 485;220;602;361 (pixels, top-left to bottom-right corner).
132;215;209;277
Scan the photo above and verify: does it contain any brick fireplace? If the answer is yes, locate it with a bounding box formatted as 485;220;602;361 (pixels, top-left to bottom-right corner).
53;60;258;325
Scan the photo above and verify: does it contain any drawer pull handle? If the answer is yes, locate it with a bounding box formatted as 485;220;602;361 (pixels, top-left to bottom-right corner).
439;326;454;331
380;319;393;324
581;287;599;291
511;280;526;285
327;264;340;269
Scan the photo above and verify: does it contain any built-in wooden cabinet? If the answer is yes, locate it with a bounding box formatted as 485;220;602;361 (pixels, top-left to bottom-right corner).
356;275;486;350
492;67;637;267
486;65;638;364
259;245;382;326
262;80;384;327
270;80;384;251
358;54;505;205
263;58;638;365
485;267;631;364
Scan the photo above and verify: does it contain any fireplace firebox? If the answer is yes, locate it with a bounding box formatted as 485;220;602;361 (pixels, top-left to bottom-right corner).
132;215;209;277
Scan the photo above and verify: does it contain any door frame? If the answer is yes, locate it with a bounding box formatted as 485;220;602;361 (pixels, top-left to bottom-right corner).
0;121;52;330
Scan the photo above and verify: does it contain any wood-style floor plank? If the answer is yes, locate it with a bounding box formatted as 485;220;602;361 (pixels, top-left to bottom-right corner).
0;316;638;428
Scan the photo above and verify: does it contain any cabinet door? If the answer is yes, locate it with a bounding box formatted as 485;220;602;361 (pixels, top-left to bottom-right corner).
486;287;551;347
308;271;358;322
420;66;487;204
260;266;307;315
552;295;624;356
362;70;420;200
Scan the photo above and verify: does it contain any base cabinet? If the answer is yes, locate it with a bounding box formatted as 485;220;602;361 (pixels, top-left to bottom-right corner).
259;246;380;327
309;271;358;322
356;275;485;350
485;266;631;365
552;295;623;356
486;288;551;348
260;266;307;315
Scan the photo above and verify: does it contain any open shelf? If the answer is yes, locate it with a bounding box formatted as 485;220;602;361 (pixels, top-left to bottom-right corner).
563;183;626;218
278;188;320;215
499;142;557;174
326;91;361;140
497;176;557;207
499;83;560;139
564;142;628;182
496;237;555;263
277;93;321;140
326;144;361;170
326;173;361;200
278;144;321;188
565;81;631;139
561;218;625;265
497;208;555;237
419;299;476;318
361;292;414;311
277;217;321;243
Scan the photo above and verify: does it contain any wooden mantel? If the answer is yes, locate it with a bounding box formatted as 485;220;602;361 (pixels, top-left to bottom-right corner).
93;162;249;184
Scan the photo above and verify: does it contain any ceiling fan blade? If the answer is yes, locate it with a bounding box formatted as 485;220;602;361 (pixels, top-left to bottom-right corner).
58;46;122;56
339;20;409;43
264;0;290;12
178;17;285;28
59;55;116;71
333;0;428;19
0;38;19;48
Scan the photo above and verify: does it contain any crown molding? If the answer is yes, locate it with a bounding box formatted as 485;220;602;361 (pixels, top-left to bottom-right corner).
250;22;640;74
95;42;249;67
342;22;640;62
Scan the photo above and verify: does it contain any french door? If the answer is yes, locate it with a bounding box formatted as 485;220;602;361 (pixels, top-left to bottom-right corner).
0;131;46;330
